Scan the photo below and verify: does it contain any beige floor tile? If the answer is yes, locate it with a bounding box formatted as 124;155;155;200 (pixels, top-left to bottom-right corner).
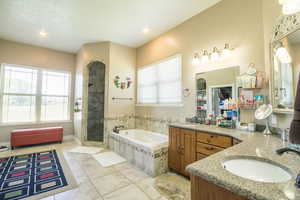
136;178;163;200
91;172;131;196
120;167;150;183
103;184;150;200
55;180;100;200
113;162;134;171
83;158;116;179
39;195;55;200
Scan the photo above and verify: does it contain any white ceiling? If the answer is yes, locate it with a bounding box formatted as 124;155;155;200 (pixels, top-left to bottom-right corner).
0;0;221;53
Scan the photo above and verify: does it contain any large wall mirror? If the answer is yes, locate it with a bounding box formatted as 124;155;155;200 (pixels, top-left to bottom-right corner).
195;67;239;124
271;13;300;113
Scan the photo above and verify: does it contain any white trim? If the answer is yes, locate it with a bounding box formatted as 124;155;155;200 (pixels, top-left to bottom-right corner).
0;63;72;123
0;120;72;127
136;103;184;107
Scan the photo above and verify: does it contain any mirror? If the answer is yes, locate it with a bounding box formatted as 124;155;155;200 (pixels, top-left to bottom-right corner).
196;67;239;125
271;13;300;113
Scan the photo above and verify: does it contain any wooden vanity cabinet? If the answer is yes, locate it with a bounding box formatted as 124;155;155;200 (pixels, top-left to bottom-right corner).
191;175;247;200
169;127;234;177
168;127;196;176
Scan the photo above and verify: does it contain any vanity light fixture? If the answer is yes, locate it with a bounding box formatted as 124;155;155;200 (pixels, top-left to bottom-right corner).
193;44;234;65
279;0;300;15
192;53;201;65
211;47;220;61
201;50;209;63
222;43;232;57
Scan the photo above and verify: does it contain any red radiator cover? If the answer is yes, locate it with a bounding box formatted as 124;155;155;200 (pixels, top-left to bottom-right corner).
11;127;63;148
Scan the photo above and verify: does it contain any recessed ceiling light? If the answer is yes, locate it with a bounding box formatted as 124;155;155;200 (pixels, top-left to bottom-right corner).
143;27;150;34
39;30;48;37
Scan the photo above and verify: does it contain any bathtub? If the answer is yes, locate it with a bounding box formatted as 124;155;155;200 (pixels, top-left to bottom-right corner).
109;129;169;177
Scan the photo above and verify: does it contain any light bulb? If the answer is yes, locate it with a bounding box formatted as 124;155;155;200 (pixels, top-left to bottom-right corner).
201;50;209;63
192;53;200;65
222;44;231;57
211;47;220;61
39;30;48;37
276;47;292;63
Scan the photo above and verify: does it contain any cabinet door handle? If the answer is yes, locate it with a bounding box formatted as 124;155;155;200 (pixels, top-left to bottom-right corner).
205;146;215;151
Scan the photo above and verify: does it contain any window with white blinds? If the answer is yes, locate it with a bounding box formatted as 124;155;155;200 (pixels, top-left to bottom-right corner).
0;64;71;123
138;55;182;105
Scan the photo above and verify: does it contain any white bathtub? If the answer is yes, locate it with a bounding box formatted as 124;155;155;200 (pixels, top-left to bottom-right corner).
109;129;169;176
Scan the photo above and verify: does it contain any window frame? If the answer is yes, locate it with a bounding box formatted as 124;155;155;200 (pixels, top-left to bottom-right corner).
0;63;72;125
137;54;183;107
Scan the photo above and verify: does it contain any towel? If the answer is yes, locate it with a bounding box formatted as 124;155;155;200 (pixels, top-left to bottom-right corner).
290;73;300;144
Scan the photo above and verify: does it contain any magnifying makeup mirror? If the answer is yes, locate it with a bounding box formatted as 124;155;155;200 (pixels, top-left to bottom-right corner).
255;104;273;135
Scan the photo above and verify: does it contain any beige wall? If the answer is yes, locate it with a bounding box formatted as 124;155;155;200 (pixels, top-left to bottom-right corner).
0;39;76;144
108;43;136;117
74;42;136;142
136;0;265;123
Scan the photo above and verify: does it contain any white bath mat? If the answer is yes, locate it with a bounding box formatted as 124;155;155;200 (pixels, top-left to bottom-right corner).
92;152;126;167
69;146;103;154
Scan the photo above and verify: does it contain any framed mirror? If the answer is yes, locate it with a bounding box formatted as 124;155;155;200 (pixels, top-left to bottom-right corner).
195;67;239;124
271;13;300;114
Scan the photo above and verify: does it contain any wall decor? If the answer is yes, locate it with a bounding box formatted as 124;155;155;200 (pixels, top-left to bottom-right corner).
114;75;132;89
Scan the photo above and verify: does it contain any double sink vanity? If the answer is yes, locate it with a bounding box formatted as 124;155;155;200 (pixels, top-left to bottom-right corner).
168;124;300;200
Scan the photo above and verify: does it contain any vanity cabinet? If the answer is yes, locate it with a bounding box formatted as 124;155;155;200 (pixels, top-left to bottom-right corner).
191;175;247;200
168;127;196;176
169;127;234;177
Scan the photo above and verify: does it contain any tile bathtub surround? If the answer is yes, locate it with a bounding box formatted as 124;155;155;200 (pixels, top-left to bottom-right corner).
3;141;191;200
135;116;183;135
170;123;300;200
109;134;168;177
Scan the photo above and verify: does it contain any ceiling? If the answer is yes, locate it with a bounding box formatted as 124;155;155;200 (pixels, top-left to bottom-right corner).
0;0;221;53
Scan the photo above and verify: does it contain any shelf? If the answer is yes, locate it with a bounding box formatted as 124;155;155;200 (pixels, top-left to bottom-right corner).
239;87;263;90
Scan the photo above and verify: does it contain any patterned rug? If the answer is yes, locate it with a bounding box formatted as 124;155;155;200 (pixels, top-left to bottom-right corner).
0;150;76;200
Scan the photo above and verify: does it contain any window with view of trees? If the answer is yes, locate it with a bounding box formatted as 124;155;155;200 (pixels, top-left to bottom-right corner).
0;64;71;123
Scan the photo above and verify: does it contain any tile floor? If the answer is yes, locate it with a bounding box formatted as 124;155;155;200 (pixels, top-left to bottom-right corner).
0;141;191;200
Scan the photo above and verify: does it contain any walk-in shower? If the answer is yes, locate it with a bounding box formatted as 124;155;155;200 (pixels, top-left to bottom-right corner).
86;61;105;142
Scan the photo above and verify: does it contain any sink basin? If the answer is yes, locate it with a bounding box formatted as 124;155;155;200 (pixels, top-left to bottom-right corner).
222;156;292;183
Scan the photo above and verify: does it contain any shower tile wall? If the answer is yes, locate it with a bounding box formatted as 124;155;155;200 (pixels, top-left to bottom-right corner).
87;62;105;142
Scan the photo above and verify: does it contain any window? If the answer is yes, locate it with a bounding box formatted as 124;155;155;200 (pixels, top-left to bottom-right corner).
138;55;182;105
0;64;71;123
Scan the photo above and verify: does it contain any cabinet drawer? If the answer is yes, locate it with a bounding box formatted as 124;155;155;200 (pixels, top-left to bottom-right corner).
196;143;224;155
196;132;232;148
196;153;207;161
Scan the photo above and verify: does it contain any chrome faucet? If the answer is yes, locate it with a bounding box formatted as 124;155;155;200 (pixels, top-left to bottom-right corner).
113;125;125;134
276;147;300;157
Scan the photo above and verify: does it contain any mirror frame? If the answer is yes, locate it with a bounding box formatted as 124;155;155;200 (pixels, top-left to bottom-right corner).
270;12;300;114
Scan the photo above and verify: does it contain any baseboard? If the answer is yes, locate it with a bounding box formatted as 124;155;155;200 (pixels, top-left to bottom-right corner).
63;135;75;142
74;136;82;145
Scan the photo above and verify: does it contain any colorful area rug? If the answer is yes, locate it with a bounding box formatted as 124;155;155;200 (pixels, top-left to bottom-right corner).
0;150;76;200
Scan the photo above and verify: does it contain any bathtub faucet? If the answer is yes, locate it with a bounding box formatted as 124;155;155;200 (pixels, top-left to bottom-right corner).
113;125;125;134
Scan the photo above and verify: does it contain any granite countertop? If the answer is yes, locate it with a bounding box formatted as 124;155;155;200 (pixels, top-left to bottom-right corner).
170;123;300;200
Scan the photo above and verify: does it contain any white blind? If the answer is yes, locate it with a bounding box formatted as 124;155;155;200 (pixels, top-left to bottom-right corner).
138;55;182;104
